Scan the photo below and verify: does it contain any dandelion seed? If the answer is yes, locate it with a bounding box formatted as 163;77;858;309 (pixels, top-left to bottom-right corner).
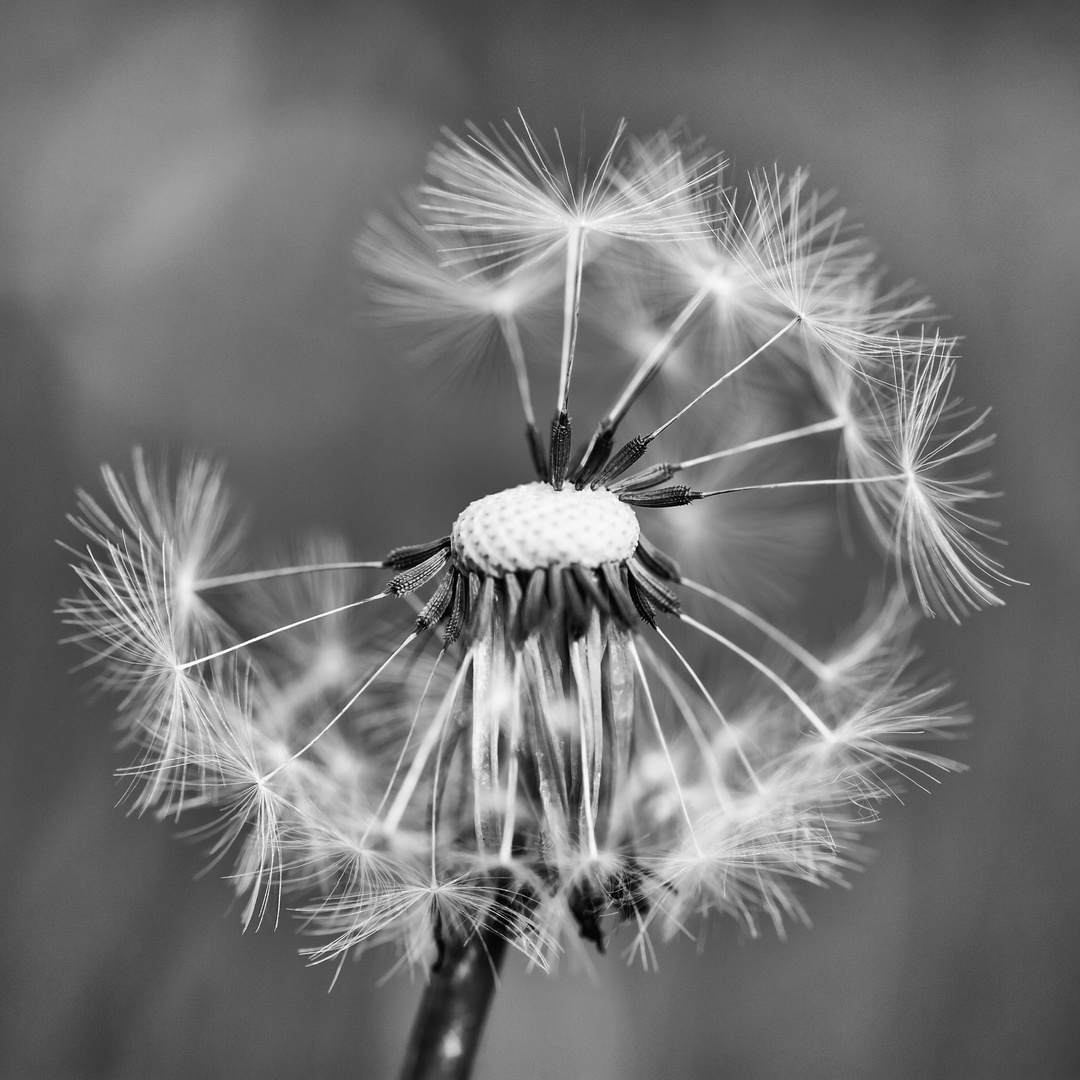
63;115;1008;1078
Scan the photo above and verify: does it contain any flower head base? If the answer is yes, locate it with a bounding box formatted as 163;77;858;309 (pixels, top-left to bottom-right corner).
62;118;1008;975
453;482;640;572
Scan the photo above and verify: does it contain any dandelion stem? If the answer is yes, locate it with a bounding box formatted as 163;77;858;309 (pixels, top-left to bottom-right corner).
398;919;508;1080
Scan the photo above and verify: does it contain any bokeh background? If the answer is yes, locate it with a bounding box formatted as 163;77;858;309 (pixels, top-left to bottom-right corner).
2;2;1078;1077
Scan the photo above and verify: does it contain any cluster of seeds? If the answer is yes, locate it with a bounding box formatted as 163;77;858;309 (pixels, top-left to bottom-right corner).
63;118;1006;974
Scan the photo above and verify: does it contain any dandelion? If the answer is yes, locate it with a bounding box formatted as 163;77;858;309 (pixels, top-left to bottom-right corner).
62;117;1009;1080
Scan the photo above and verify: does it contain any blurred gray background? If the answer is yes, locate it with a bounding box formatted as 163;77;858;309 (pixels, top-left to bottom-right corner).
2;2;1078;1077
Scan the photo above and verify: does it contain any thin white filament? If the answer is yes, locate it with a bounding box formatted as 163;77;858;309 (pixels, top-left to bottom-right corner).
649;316;799;440
556;227;588;416
193;562;386;590
700;474;904;498
499;651;525;864
678;614;832;739
628;638;702;854
261;631;419;783
381;649;475;836
177;591;390;670
605;283;711;427
679;577;830;681
570;638;600;860
677;415;846;471
635;636;731;806
358;646;448;848
498;313;538;429
652;626;767;795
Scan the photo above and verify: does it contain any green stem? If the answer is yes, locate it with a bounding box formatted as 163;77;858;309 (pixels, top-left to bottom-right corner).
397;924;508;1080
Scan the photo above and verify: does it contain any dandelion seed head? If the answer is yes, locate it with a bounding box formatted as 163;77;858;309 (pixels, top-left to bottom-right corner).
62;116;1009;976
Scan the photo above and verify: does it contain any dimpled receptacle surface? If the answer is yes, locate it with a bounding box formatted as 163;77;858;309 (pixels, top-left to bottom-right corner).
451;482;640;576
